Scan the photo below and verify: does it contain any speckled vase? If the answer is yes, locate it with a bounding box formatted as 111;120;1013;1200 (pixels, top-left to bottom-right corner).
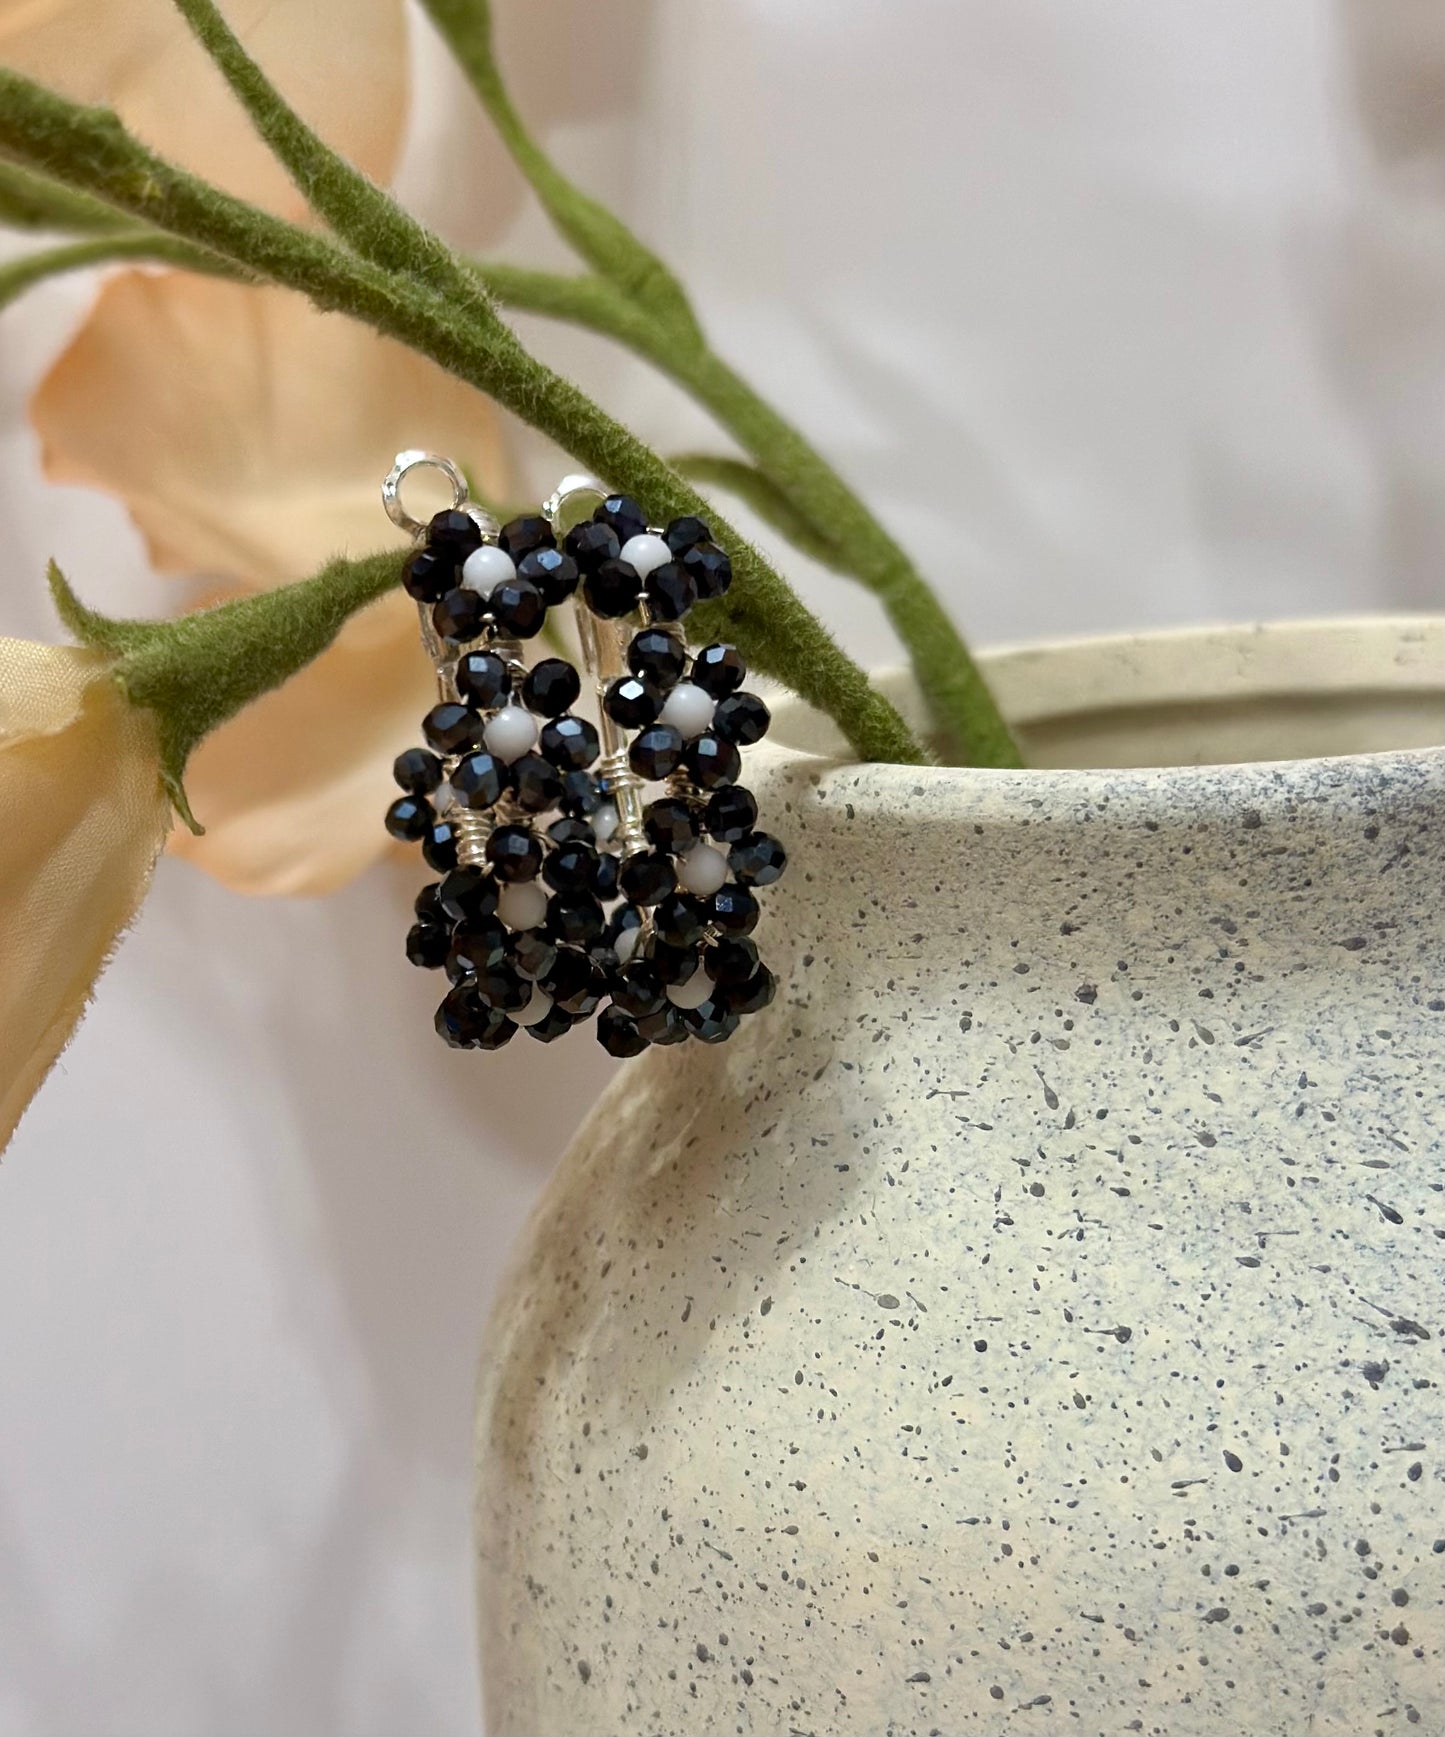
475;619;1444;1737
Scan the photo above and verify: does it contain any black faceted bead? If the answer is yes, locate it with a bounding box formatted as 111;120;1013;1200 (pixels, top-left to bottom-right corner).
522;657;581;718
630;723;685;781
619;850;676;907
497;514;555;560
405;921;450;969
489;576;546;639
413;881;445;923
436;985;509;1050
452;751;507;811
510;754;563;814
486;824;543;882
426;509;483;559
422;820;461;873
539;714;600;772
726;964;777;1016
472;958;532;1014
653;892;708;950
684;732;741;789
517;546;579;606
422;702;482;755
393;747;443;795
540;945;607;1015
592;851;620;901
597;1006;647;1058
705;935;759;985
645;795;701;854
525;1003;576;1044
647;938;701;986
682;1000;740;1044
446;919;509;984
638;1004;689;1046
432;586;487;644
563;519;619;572
664;514;713;556
712;691;771;746
510;927;558;983
455;650;511;708
644;561;697;622
384;794;433;841
704;784;757;842
548;816;594;847
439;865;500;925
543;840;600;895
708;881;760;935
594;494;648;544
680;540;732;600
728;831;788;886
402;545;454;603
547;892;606;949
558;770;602;817
583;558;641;619
628;627;687;688
691;643;746;698
604;674;662;730
609;961;667;1019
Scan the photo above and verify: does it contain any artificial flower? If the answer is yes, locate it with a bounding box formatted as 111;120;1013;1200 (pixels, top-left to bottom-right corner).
0;638;170;1150
0;0;408;218
30;270;510;895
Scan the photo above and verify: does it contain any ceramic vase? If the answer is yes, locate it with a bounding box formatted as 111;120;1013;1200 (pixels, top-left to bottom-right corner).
475;619;1443;1737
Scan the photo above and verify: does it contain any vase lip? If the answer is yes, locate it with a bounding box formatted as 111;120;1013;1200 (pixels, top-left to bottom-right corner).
765;614;1443;780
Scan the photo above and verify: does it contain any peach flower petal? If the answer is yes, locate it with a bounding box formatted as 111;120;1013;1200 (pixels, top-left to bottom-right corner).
166;588;436;897
31;271;508;588
30;271;511;894
0;0;408;218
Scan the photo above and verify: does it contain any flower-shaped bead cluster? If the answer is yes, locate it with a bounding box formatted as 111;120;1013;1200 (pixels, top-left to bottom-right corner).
400;506;576;646
386;496;786;1055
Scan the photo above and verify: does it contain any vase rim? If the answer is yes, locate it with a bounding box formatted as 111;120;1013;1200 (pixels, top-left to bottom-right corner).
766;614;1443;777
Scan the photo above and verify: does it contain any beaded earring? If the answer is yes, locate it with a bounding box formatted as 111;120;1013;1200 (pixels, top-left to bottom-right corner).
381;453;785;1055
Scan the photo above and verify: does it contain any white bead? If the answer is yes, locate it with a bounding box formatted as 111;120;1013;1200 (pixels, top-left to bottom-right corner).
613;921;642;964
619;533;672;578
592;801;620;844
510;987;554;1028
676;843;728;896
497;881;549;930
483;704;538;760
666;970;713;1010
431;780;454;816
659;681;715;740
460;543;516;597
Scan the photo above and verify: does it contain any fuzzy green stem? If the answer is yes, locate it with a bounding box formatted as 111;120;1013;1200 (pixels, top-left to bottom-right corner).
480;264;1024;767
419;0;701;337
0;231;239;311
0;67;923;766
51;551;401;828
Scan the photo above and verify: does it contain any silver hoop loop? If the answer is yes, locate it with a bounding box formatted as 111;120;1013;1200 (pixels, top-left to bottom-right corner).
381;450;472;539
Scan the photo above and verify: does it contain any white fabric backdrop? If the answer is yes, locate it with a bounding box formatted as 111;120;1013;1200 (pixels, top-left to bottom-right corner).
0;3;1439;1732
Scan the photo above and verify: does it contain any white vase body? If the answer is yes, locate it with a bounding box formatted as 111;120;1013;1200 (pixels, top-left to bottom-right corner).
475;621;1444;1737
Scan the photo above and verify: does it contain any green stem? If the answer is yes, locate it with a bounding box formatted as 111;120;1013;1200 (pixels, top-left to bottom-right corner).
0;231;240;311
0;68;923;767
50;550;401;828
482;265;1024;767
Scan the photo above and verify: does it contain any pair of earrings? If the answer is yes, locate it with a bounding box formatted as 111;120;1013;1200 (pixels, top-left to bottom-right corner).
380;453;786;1057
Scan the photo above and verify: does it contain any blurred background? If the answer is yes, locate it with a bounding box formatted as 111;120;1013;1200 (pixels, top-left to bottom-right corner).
0;1;1440;1732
